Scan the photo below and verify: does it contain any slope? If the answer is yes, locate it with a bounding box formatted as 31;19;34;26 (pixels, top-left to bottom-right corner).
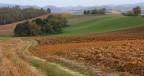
59;15;144;35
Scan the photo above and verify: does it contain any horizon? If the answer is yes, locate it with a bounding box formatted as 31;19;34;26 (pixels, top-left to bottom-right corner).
0;0;143;7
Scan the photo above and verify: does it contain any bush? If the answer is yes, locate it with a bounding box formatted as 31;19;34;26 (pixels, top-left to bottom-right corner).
14;21;42;36
14;14;68;36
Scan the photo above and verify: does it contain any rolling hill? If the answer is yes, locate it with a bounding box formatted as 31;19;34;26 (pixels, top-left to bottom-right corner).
0;14;144;37
0;2;144;14
58;15;144;35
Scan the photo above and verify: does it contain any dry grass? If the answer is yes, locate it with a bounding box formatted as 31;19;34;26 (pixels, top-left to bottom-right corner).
0;38;45;76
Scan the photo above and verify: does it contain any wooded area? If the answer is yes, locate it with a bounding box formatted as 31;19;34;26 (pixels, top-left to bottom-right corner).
83;8;106;15
0;6;50;25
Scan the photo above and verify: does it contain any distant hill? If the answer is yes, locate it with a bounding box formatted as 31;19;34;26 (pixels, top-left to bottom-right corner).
43;5;61;13
0;2;144;14
43;2;144;14
101;2;144;14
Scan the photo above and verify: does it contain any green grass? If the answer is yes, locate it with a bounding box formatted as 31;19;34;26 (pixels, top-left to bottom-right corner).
29;58;73;76
52;58;102;76
57;15;144;35
0;35;13;39
64;15;101;25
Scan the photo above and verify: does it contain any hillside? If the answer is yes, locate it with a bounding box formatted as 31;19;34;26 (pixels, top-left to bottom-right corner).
1;14;144;36
59;15;144;35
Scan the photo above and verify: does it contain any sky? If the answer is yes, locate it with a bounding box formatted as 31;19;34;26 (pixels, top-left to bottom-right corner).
0;0;143;7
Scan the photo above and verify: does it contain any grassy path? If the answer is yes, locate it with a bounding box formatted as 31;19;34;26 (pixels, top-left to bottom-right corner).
22;39;87;76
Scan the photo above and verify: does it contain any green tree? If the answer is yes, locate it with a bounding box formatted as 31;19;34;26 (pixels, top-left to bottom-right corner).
0;6;47;25
27;21;42;36
14;21;42;36
47;8;51;14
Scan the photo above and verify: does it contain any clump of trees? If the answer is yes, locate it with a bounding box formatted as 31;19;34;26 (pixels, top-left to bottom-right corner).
0;6;51;25
84;8;106;15
14;14;68;36
122;6;141;16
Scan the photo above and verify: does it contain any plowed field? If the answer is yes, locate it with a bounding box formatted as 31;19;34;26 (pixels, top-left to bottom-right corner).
30;27;144;76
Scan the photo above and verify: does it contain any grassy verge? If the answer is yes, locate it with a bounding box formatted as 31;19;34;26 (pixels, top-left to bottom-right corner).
0;35;13;39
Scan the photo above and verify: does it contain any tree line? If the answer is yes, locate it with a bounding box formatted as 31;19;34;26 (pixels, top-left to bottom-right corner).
0;6;51;25
83;8;106;15
14;14;68;36
122;6;141;16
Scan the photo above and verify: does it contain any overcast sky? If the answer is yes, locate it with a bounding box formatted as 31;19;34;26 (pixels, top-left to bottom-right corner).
0;0;143;7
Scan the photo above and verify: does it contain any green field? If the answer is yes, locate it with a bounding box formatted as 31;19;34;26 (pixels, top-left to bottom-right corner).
65;15;101;25
57;15;144;35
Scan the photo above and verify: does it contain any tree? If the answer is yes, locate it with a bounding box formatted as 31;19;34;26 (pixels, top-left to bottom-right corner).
45;15;64;33
14;14;68;36
27;21;42;36
0;6;47;25
14;21;42;36
83;8;106;15
127;11;133;16
83;10;87;15
100;8;106;15
91;9;97;14
47;8;51;14
133;6;141;16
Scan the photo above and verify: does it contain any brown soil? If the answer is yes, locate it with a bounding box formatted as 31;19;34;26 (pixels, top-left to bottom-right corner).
30;27;144;76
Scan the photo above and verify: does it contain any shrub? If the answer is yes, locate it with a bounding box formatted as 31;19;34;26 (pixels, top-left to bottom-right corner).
14;21;42;36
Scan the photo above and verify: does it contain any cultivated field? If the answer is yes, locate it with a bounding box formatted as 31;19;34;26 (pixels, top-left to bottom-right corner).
30;27;144;76
0;14;144;76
